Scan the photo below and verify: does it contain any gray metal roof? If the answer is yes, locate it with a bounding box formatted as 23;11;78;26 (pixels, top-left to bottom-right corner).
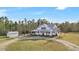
47;24;57;29
32;24;60;32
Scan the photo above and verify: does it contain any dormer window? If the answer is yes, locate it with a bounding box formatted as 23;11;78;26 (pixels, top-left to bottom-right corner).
41;27;46;29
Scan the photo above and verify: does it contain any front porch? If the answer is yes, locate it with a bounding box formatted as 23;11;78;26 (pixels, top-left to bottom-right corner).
31;31;57;37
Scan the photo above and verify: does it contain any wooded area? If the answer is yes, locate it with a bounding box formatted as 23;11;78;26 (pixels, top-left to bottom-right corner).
0;16;79;35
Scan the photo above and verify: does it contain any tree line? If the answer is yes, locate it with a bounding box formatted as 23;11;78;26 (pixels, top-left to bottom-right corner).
0;16;79;35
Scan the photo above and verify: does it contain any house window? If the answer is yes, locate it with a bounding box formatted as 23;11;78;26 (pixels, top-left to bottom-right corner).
41;27;46;29
32;31;35;33
46;32;50;34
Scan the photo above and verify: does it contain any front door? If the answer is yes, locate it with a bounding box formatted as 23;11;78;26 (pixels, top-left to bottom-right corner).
42;33;44;36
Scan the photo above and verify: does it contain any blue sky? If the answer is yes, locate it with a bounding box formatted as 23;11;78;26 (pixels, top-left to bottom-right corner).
0;7;79;23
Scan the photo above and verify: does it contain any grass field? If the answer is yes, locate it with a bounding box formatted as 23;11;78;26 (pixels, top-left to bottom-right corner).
1;32;79;51
6;39;68;51
0;36;9;43
57;32;79;46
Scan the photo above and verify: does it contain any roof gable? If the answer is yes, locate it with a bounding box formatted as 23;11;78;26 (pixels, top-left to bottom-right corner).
47;24;57;29
32;24;59;32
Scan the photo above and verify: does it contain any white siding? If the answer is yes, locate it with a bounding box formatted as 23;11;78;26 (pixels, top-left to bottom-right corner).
31;24;59;36
7;31;19;38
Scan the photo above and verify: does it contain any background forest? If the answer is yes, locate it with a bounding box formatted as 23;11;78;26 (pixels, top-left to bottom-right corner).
0;16;79;35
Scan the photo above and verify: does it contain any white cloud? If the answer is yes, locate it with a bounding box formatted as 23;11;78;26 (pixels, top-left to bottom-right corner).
56;7;67;10
0;9;7;16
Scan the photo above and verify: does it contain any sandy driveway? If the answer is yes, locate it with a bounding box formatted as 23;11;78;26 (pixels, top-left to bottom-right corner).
0;38;18;51
54;39;79;51
0;36;79;51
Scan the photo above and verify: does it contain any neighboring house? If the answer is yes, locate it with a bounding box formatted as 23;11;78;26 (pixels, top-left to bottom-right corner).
7;31;19;38
31;24;60;37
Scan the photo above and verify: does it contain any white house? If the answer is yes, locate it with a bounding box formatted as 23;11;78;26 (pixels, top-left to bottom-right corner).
31;24;60;37
7;31;19;38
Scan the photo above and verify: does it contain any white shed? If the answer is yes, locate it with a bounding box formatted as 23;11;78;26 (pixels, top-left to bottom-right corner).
7;31;19;38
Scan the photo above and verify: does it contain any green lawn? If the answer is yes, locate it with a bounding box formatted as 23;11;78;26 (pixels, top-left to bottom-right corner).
57;32;79;46
6;39;68;51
